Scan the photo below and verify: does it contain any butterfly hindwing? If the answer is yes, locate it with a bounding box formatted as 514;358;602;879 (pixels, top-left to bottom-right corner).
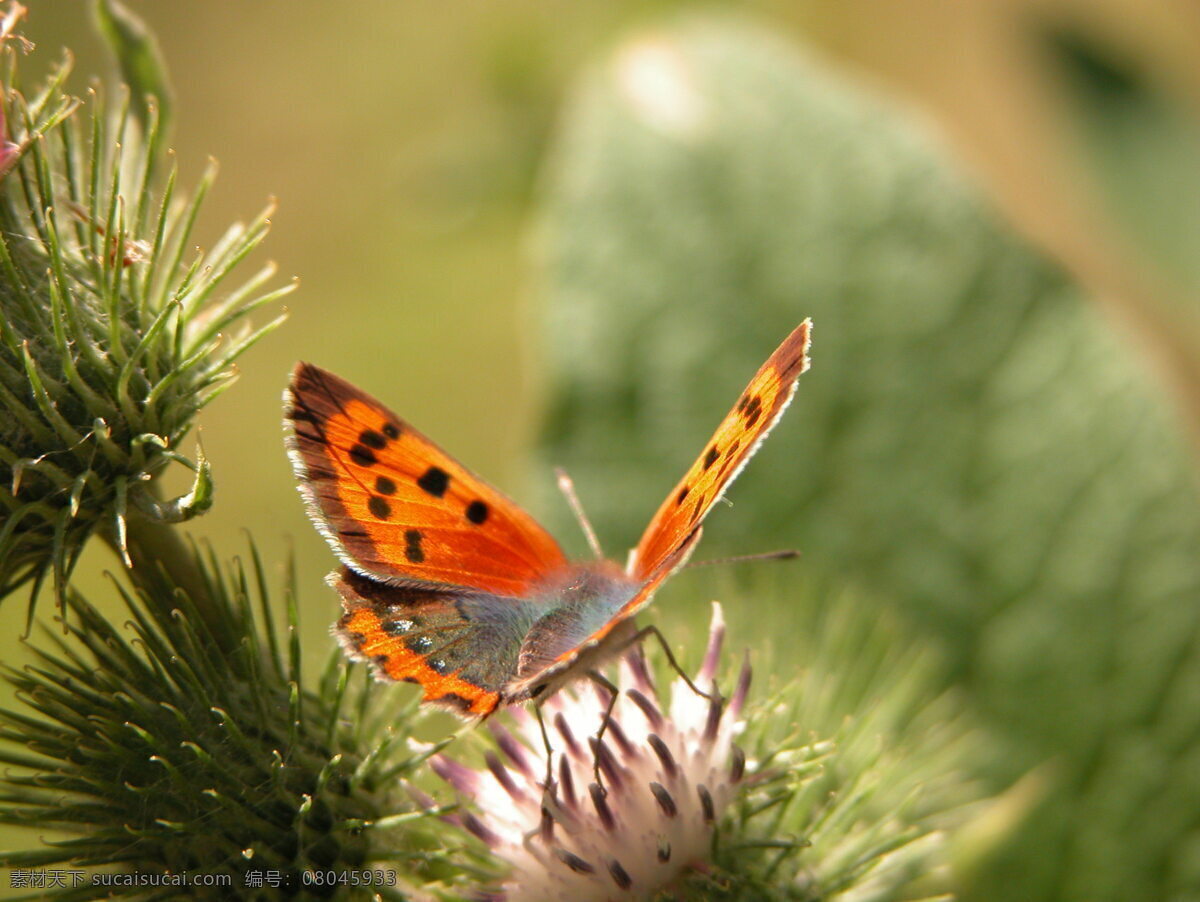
632;320;812;580
286;363;569;597
332;568;544;717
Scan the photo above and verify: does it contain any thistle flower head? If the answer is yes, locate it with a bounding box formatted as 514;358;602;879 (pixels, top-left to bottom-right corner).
432;604;748;900
429;593;1000;902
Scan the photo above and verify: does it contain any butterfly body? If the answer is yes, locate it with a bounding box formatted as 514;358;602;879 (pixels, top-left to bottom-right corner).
286;320;811;718
508;560;644;701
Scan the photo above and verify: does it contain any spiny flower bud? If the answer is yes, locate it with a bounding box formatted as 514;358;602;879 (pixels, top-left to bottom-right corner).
0;30;291;614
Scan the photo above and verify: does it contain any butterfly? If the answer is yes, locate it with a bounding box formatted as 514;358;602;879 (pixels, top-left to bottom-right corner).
284;319;811;719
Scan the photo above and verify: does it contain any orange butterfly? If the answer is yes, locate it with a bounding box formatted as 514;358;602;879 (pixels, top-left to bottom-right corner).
285;320;811;718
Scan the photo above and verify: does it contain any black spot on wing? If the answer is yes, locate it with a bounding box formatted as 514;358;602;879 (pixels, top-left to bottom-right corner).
438;692;473;711
466;500;489;524
368;496;391;519
704;446;719;469
742;395;763;427
676;486;689;505
406;634;434;653
417;466;450;497
381;618;412;636
359;429;387;449
404;529;425;563
558;851;595;875
349;444;377;467
375;475;396;495
382;422;401;439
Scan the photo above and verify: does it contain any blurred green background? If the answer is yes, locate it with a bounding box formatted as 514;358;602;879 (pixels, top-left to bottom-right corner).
7;1;1200;900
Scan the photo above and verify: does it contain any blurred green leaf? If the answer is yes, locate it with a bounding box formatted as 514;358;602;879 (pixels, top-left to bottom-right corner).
93;0;173;135
534;16;1200;902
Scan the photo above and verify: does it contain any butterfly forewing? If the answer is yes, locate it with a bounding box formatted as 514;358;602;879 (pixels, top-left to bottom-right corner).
632;319;812;580
286;363;569;597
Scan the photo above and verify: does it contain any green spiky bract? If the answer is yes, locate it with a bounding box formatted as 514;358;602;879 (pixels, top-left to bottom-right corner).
0;33;291;618
696;586;986;901
0;542;455;899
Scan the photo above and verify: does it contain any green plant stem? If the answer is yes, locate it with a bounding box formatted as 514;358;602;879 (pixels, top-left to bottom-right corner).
100;509;235;652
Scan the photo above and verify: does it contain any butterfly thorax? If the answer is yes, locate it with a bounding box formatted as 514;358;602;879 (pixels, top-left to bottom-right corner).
506;561;640;701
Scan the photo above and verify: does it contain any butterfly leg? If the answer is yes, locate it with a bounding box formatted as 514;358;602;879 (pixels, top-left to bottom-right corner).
586;670;620;791
635;624;723;704
534;704;556;795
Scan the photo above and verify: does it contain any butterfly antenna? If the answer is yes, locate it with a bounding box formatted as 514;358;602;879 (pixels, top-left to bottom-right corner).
684;548;800;569
554;466;604;559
